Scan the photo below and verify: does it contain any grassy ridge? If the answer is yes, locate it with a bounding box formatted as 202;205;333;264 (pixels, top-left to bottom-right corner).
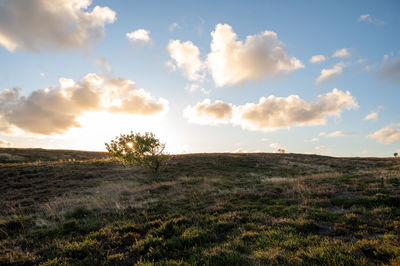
1;149;400;265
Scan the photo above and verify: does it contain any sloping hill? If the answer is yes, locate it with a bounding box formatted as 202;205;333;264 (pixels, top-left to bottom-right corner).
1;149;400;265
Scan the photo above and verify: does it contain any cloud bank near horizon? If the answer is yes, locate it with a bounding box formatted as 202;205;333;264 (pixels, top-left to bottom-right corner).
184;88;358;131
0;73;168;135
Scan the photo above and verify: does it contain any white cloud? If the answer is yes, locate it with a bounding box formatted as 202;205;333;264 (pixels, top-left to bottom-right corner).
367;124;400;144
316;63;343;85
0;0;116;52
315;145;326;150
0;138;12;147
327;131;354;137
358;14;385;25
207;24;304;87
332;48;351;58
378;55;400;83
309;55;326;64
0;73;168;135
364;111;378;121
234;88;357;131
126;29;152;45
184;88;358;132
167;40;205;81
183;99;233;125
167;23;303;87
168;22;180;32
59;78;75;88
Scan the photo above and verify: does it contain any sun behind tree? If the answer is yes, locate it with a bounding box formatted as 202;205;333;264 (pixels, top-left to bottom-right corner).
105;131;169;174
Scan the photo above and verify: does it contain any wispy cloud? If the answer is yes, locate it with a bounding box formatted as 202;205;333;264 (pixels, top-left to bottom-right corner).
358;14;386;26
95;57;112;72
315;145;326;150
364;111;378;121
327;131;354;137
168;22;180;32
185;84;211;95
316;63;343;85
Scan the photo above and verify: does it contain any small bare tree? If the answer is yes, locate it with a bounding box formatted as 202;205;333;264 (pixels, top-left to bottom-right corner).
394;152;398;158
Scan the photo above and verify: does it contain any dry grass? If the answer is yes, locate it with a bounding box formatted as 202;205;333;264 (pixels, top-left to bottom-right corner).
1;148;400;264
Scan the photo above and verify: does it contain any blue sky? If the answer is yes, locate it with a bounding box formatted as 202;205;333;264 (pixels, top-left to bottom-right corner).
0;0;399;156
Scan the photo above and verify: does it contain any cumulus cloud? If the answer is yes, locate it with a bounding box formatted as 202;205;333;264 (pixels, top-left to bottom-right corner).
358;14;385;25
207;24;304;87
309;55;326;64
167;23;303;87
126;29;152;45
184;88;358;131
316;63;343;85
327;131;354;137
367;124;400;144
332;48;351;58
167;40;205;81
364;111;378;121
377;55;400;83
234;88;357;131
0;138;12;147
0;74;168;135
0;0;116;52
183;99;233;125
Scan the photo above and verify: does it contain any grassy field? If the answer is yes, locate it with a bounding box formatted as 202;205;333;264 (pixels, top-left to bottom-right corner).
1;148;400;265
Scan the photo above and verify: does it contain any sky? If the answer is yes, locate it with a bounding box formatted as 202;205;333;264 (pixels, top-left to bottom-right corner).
0;0;399;156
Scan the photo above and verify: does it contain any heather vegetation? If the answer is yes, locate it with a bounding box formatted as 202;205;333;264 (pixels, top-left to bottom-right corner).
1;148;400;265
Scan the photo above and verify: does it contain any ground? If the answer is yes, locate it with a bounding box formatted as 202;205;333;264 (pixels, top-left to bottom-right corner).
1;148;400;265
